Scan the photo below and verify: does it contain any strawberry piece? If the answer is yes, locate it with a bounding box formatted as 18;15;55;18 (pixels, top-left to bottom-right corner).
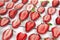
37;23;49;34
2;29;13;40
43;14;51;23
19;10;29;21
52;27;60;38
41;1;48;7
30;12;40;21
22;0;28;4
48;7;56;15
12;19;21;28
14;3;24;10
0;17;10;27
52;0;59;7
0;8;7;15
0;1;4;7
25;21;36;32
45;38;54;40
17;32;27;40
37;6;45;13
56;16;60;25
9;9;18;19
12;0;18;3
6;2;14;9
28;34;41;40
30;0;38;5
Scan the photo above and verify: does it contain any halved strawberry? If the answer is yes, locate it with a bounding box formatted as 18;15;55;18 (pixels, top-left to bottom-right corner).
6;2;14;9
19;10;29;21
37;23;49;34
0;17;10;27
48;7;56;15
2;29;13;40
30;12;40;21
9;9;18;19
45;38;54;40
25;21;36;32
28;34;41;40
12;19;21;28
43;14;51;23
17;32;27;40
22;0;28;4
0;1;4;7
56;16;60;25
52;27;60;38
12;0;18;3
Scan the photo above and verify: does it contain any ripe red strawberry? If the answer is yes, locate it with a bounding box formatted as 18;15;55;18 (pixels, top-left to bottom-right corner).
9;9;18;19
22;0;28;4
14;3;24;10
12;19;21;28
59;10;60;16
0;17;10;27
28;34;41;40
0;1;4;7
19;10;29;21
45;38;54;40
12;0;18;3
30;12;40;21
56;16;60;25
17;32;27;40
0;8;7;15
37;6;45;13
48;7;56;15
6;2;14;9
25;21;36;32
43;14;51;23
37;23;49;34
2;29;13;40
52;27;60;38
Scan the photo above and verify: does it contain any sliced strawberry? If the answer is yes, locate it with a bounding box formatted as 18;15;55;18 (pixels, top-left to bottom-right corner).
17;32;27;40
56;16;60;25
19;10;29;21
30;12;40;21
45;38;54;40
43;14;51;23
37;23;49;34
14;3;24;10
0;8;7;15
30;0;38;5
12;0;18;3
37;6;45;13
6;2;14;9
2;29;13;40
0;17;10;27
0;1;4;7
9;9;18;19
25;21;36;32
12;19;21;28
28;34;41;40
48;7;56;15
22;0;28;4
41;1;48;7
52;27;60;38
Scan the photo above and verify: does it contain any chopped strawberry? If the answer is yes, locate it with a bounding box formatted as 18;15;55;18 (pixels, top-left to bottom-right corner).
0;1;4;7
22;0;28;4
12;0;18;3
25;21;36;32
17;32;27;40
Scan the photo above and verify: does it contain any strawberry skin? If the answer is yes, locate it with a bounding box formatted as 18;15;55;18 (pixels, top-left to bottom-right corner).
22;0;28;4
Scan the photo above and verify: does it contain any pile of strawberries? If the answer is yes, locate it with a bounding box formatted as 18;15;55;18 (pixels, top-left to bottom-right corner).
0;0;60;40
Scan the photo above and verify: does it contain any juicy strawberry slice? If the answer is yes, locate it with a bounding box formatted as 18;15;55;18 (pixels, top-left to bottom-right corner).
12;19;21;28
30;0;38;5
2;29;13;40
52;27;60;38
6;2;14;9
0;17;10;27
45;38;54;40
19;10;29;21
43;14;51;23
37;6;45;13
12;0;18;3
37;23;49;34
48;7;56;15
30;12;40;21
25;21;36;32
56;16;60;25
22;0;28;4
0;1;4;7
9;9;18;19
17;32;27;40
14;3;24;10
28;34;41;40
